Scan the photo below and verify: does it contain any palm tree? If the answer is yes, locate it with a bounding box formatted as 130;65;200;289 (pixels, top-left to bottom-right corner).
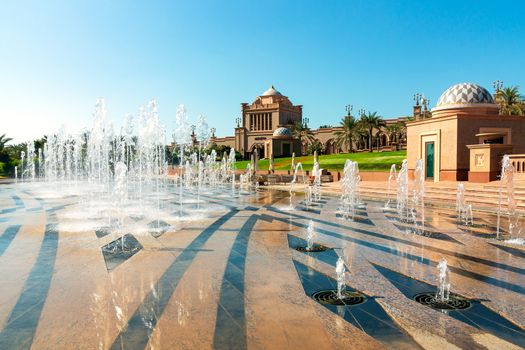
497;86;524;116
375;129;383;150
334;116;358;152
385;121;406;146
292;121;315;154
385;123;399;144
358;112;386;152
33;136;47;150
0;134;13;151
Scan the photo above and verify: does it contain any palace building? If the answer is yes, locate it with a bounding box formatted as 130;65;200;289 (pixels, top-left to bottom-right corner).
211;85;407;159
211;85;303;159
406;82;525;182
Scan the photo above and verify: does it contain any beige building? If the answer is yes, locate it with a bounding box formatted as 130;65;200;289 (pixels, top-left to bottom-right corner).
407;82;525;182
212;85;407;159
211;86;302;159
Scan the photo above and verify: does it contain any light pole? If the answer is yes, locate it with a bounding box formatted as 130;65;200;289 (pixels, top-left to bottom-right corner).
345;104;353;116
493;80;503;92
303;117;309;128
235;117;241;128
413;93;421;106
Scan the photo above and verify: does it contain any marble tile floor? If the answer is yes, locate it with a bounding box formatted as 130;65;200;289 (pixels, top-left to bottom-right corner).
0;183;524;349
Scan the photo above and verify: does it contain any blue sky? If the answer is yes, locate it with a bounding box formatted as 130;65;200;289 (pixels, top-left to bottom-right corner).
1;0;524;142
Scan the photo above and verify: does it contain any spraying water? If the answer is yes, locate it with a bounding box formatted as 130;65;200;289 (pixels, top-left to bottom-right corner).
497;155;522;243
456;183;473;226
305;185;313;209
384;164;397;209
229;148;236;195
396;159;409;220
288;163;306;210
113;161;128;229
336;256;346;299
410;159;426;234
339;160;360;220
173;104;192;217
435;258;451;303
312;160;322;201
305;220;315;251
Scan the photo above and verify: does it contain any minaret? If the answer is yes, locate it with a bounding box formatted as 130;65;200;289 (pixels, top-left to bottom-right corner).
413;93;422;120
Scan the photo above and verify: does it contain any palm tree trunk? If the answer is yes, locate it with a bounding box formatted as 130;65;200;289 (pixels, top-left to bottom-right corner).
368;130;373;153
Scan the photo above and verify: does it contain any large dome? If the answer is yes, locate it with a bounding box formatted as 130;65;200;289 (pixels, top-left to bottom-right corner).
273;127;292;137
262;85;282;96
437;83;494;106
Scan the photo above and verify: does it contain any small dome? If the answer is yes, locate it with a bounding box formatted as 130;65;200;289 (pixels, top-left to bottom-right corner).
273;127;292;137
437;83;494;106
262;85;282;96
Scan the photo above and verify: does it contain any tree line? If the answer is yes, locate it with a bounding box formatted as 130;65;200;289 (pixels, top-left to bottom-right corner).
292;111;407;155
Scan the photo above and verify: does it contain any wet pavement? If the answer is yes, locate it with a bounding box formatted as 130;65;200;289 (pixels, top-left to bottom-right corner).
0;183;524;349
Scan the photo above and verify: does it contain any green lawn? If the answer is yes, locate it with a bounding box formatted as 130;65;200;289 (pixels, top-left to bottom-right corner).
235;150;406;172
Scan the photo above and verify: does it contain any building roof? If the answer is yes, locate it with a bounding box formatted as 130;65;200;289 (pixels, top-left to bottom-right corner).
261;85;282;97
437;83;494;106
272;127;292;137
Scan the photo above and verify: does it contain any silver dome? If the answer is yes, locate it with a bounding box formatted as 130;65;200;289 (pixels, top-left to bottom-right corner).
437;83;494;106
272;127;292;137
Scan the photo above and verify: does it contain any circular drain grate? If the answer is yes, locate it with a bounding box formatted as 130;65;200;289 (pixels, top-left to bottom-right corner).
312;290;367;306
295;244;328;253
413;292;471;311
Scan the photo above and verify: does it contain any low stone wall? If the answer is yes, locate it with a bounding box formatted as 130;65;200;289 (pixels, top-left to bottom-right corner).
167;166;389;182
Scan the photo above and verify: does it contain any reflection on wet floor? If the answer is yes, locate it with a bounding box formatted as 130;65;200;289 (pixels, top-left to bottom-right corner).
102;234;144;271
373;263;525;348
293;260;423;349
0;184;524;349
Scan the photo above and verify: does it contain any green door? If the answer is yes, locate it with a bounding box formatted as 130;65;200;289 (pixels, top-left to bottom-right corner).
425;142;434;179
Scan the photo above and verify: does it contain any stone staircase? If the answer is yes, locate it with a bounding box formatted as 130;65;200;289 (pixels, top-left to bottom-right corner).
358;182;525;212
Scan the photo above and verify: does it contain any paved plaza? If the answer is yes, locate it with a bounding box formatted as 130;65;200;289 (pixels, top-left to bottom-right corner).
0;183;524;349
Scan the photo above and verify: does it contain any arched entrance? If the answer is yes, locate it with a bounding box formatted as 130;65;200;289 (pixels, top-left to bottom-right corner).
249;143;265;159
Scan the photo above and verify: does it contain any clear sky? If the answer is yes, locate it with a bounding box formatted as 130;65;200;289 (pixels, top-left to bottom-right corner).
1;0;524;143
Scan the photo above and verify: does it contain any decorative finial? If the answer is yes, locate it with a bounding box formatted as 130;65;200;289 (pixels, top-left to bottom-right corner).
493;80;503;92
413;93;422;106
345;104;353;116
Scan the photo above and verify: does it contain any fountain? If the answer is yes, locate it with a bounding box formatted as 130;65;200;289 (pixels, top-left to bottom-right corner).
396;159;409;221
336;256;346;299
305;185;313;209
497;155;523;243
173;104;192;217
253;149;259;191
20;151;25;182
228;148;236;195
339;159;360;220
312;159;322;201
305;220;315;251
384;164;397;209
5;96;525;350
410;159;426;234
435;258;451;303
456;183;473;226
288;162;306;210
195;115;210;207
114;162;128;209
